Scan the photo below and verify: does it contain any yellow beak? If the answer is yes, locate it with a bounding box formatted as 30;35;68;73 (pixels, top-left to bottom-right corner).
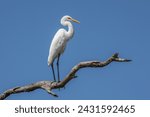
71;18;80;24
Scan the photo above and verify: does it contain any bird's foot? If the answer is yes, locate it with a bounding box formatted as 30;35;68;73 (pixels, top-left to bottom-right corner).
51;80;56;83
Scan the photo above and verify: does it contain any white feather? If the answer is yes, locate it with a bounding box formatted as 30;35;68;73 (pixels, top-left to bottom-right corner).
48;15;79;67
48;29;67;66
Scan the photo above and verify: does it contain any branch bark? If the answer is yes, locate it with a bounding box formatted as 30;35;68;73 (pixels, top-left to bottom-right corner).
0;53;131;100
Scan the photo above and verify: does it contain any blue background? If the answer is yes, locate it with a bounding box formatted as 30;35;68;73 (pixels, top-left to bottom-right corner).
0;0;150;100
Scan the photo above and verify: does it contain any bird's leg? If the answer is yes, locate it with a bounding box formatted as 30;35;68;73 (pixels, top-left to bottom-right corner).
57;54;65;89
57;54;60;82
51;63;56;82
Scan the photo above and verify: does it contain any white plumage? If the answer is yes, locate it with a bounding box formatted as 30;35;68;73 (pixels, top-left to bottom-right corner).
48;29;66;66
48;15;80;82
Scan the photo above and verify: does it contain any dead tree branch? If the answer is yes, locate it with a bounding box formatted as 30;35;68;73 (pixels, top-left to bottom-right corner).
0;53;131;100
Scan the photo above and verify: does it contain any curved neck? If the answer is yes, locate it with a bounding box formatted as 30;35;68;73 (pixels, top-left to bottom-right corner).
61;21;74;39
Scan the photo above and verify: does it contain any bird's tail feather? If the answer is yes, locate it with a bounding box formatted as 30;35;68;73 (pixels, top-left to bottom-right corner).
48;56;53;67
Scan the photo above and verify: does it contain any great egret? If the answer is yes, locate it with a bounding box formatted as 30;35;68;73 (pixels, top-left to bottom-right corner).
48;15;80;82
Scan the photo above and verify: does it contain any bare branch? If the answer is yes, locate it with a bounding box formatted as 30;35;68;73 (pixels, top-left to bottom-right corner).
0;53;131;100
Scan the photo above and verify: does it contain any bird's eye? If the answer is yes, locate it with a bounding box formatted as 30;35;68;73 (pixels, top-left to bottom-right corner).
67;17;71;20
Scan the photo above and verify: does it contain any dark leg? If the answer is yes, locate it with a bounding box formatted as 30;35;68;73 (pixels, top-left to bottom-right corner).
57;54;65;90
57;54;60;82
51;63;56;82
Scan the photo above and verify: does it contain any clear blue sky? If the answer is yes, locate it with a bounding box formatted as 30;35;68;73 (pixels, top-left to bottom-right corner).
0;0;150;100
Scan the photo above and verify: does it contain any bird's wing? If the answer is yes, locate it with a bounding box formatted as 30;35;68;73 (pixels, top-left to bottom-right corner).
51;29;66;50
48;29;66;65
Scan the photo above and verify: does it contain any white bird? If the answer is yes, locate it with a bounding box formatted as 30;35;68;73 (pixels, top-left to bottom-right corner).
48;15;80;82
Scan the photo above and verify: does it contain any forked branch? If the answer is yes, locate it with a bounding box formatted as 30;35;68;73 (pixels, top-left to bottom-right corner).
0;53;131;100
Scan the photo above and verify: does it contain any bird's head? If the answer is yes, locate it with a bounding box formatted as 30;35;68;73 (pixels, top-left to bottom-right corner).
61;15;80;25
